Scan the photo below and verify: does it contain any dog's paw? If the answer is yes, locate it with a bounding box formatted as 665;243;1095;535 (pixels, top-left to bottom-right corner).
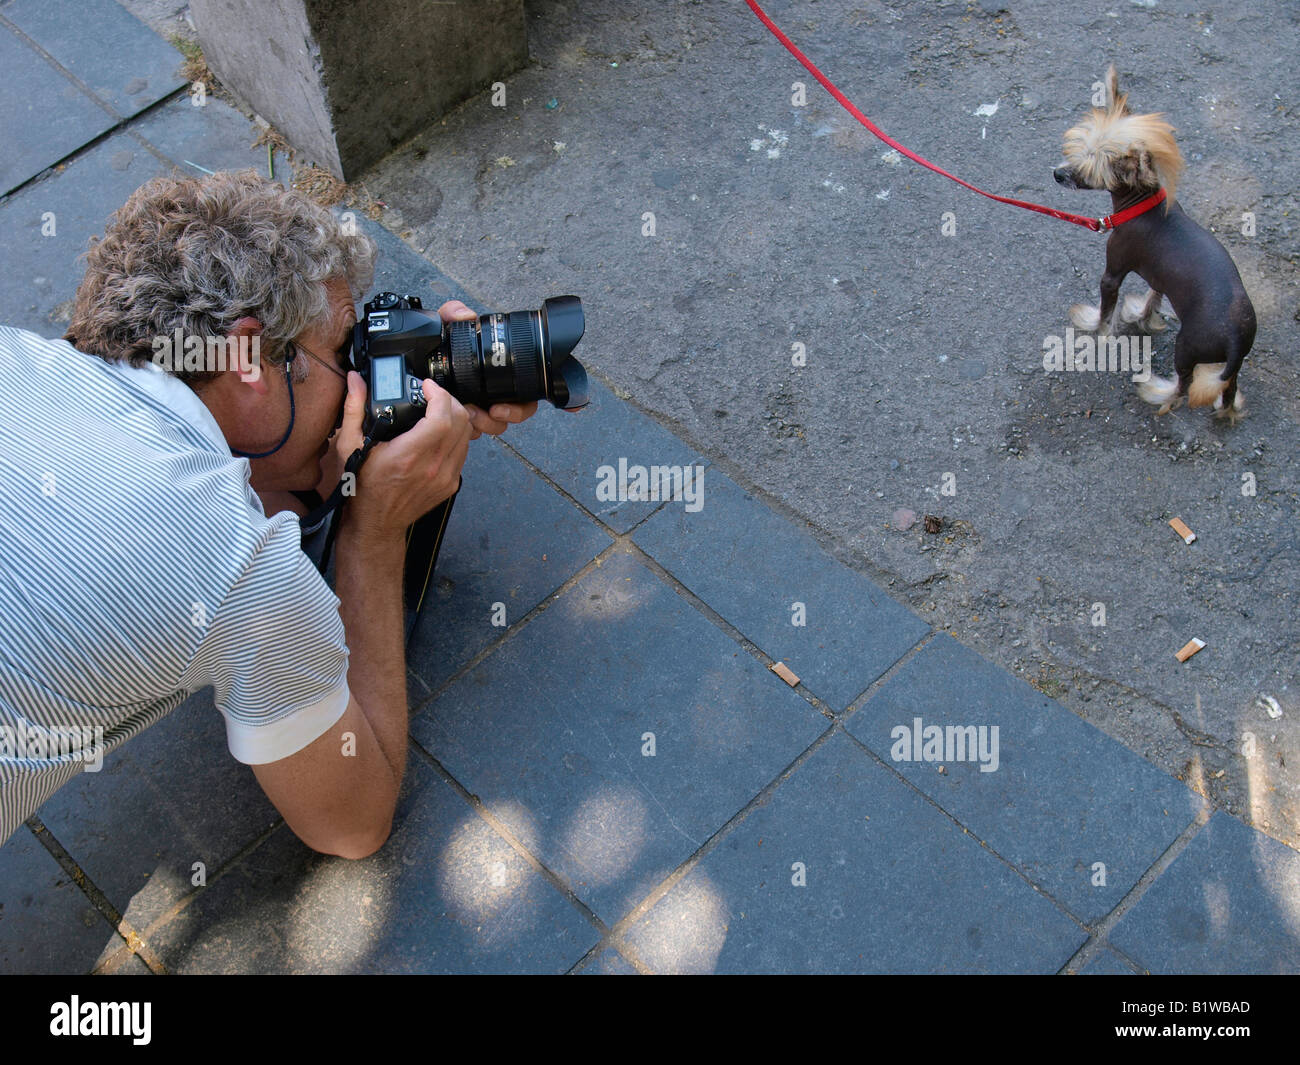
1121;294;1169;333
1139;375;1179;410
1120;294;1147;323
1069;303;1101;330
1214;389;1245;423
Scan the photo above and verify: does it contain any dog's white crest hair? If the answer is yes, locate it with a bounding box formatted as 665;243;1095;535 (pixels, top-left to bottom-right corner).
1062;67;1184;203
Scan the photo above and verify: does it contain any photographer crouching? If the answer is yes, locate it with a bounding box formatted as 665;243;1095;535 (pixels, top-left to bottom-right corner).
0;169;569;858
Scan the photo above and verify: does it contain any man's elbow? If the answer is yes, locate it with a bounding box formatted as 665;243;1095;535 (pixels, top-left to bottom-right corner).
298;817;394;861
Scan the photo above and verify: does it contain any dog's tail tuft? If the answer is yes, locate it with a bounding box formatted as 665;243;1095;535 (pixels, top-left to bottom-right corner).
1187;362;1229;408
1138;375;1178;406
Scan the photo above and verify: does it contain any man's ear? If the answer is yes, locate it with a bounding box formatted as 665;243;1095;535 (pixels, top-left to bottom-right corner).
224;316;271;395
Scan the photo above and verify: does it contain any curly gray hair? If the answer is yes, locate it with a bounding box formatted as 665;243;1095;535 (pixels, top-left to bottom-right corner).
65;168;376;387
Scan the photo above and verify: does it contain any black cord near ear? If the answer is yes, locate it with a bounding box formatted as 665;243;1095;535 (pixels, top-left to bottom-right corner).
231;346;297;459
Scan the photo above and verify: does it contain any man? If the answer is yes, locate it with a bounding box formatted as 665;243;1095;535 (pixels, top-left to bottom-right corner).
0;169;535;857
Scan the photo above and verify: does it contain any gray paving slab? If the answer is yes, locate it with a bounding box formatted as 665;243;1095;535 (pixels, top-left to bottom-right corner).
110;952;154;974
633;468;929;710
504;375;710;532
844;635;1206;924
622;731;1086;974
33;689;282;934
1109;812;1300;974
410;549;828;925
0;129;169;333
406;436;613;695
0;824;123;973
0;23;116;194
1079;947;1137;975
131;93;290;178
141;755;598;974
3;0;182;119
364;214;474;309
575;945;639;974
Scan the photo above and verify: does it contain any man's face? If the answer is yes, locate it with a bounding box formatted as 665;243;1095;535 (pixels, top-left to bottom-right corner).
247;277;356;493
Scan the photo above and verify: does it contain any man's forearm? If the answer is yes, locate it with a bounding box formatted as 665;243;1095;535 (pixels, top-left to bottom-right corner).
332;509;410;789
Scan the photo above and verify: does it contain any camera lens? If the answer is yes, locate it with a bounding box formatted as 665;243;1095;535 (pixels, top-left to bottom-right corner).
439;297;587;410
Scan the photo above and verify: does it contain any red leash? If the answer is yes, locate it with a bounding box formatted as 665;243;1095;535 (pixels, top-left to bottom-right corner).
744;0;1166;232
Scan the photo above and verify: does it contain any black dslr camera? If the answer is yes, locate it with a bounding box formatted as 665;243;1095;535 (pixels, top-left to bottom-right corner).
350;292;588;440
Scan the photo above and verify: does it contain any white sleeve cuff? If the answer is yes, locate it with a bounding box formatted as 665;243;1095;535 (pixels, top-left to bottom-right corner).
224;681;351;765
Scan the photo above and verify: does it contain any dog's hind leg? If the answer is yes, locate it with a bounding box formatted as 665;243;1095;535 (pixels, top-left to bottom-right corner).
1121;289;1168;332
1213;375;1245;423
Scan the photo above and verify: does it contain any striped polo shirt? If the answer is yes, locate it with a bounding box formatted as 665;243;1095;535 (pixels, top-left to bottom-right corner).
0;327;350;846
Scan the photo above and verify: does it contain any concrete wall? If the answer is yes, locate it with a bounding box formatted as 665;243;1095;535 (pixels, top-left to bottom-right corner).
190;0;528;180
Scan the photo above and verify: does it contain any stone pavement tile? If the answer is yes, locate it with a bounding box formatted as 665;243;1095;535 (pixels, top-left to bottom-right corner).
355;209;481;311
406;437;613;695
410;550;828;925
575;945;639;974
0;825;123;973
113;952;153;974
0;129;168;333
132;93;289;178
143;755;598;974
33;689;282;935
633;469;929;711
622;731;1086;974
844;635;1206;925
0;25;116;194
1109;812;1300;974
504;375;709;533
4;0;182;119
1079;947;1136;974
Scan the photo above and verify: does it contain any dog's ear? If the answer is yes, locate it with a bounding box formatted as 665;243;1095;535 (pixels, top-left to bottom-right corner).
1106;64;1130;114
1113;149;1160;190
1136;148;1159;188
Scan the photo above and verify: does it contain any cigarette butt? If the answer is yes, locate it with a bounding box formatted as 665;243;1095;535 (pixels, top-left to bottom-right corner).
1175;637;1206;663
770;661;800;687
1169;517;1196;544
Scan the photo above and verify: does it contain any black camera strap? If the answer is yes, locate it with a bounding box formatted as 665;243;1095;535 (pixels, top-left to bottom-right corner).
302;415;390;577
402;485;459;648
300;412;458;648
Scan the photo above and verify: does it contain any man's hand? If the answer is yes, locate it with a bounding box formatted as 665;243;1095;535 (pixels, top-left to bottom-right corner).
338;369;471;539
436;299;540;439
466;399;539;439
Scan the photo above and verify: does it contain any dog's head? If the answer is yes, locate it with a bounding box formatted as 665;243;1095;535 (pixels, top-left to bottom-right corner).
1053;66;1183;203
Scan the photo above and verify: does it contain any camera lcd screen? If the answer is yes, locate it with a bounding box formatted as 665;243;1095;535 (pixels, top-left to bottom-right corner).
373;356;404;401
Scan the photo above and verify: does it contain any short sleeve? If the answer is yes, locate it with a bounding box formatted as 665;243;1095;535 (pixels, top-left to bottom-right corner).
181;513;350;765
